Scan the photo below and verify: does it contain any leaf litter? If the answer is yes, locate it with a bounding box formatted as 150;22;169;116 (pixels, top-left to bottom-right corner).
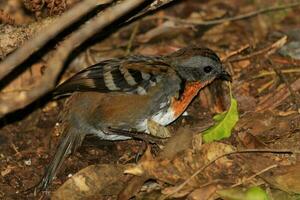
1;0;300;199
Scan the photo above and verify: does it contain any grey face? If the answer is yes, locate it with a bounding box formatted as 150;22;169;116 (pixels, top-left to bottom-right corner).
173;55;231;83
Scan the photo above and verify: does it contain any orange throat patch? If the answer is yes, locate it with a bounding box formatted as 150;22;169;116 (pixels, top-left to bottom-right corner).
171;81;207;118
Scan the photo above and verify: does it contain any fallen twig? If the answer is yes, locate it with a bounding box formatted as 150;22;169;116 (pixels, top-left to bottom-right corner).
228;36;287;62
163;2;300;26
0;0;113;81
127;0;176;22
221;44;250;62
126;22;140;55
252;68;300;79
230;164;278;188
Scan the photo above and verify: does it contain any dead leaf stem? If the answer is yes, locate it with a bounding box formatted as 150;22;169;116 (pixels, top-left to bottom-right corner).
230;164;278;188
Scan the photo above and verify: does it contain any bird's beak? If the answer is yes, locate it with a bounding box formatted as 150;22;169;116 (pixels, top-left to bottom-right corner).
219;70;232;82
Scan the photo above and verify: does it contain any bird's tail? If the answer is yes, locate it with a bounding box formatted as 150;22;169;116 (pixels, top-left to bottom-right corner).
36;126;85;191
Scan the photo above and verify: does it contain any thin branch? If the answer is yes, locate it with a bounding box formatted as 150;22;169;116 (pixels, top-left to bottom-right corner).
228;36;287;62
0;0;146;117
221;44;250;62
0;0;113;81
162;148;298;199
163;2;300;26
252;68;300;79
230;164;278;188
127;0;176;22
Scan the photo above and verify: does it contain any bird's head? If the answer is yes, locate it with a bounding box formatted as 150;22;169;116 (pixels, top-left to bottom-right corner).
164;46;231;84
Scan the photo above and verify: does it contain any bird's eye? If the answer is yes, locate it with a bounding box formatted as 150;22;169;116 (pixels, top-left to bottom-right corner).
204;66;213;73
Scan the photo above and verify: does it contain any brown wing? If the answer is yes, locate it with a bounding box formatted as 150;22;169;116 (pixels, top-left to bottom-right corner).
53;56;175;97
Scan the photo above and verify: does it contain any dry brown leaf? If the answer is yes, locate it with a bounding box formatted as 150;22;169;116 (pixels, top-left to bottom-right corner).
125;142;241;197
118;176;149;200
237;132;266;149
159;127;194;159
235;59;251;70
273;163;300;193
52;164;126;200
187;184;218;200
236;111;299;143
162;186;193;198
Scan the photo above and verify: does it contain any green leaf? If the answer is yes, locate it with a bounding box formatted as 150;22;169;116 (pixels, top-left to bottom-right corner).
217;186;269;200
202;84;239;143
246;186;269;200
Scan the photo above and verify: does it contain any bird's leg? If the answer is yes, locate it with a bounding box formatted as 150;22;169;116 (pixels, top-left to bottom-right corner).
107;127;166;162
106;127;165;144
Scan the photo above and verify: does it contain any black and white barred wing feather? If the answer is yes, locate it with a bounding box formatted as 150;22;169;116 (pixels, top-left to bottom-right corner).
53;56;173;97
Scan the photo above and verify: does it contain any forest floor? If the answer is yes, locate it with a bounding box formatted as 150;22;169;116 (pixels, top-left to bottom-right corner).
1;0;300;199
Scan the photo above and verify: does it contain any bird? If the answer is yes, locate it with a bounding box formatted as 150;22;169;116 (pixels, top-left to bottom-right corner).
37;46;231;190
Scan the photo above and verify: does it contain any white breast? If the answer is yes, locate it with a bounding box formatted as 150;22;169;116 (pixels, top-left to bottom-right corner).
151;108;175;126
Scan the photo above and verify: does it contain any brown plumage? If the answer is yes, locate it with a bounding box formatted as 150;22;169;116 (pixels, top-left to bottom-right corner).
37;46;231;190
